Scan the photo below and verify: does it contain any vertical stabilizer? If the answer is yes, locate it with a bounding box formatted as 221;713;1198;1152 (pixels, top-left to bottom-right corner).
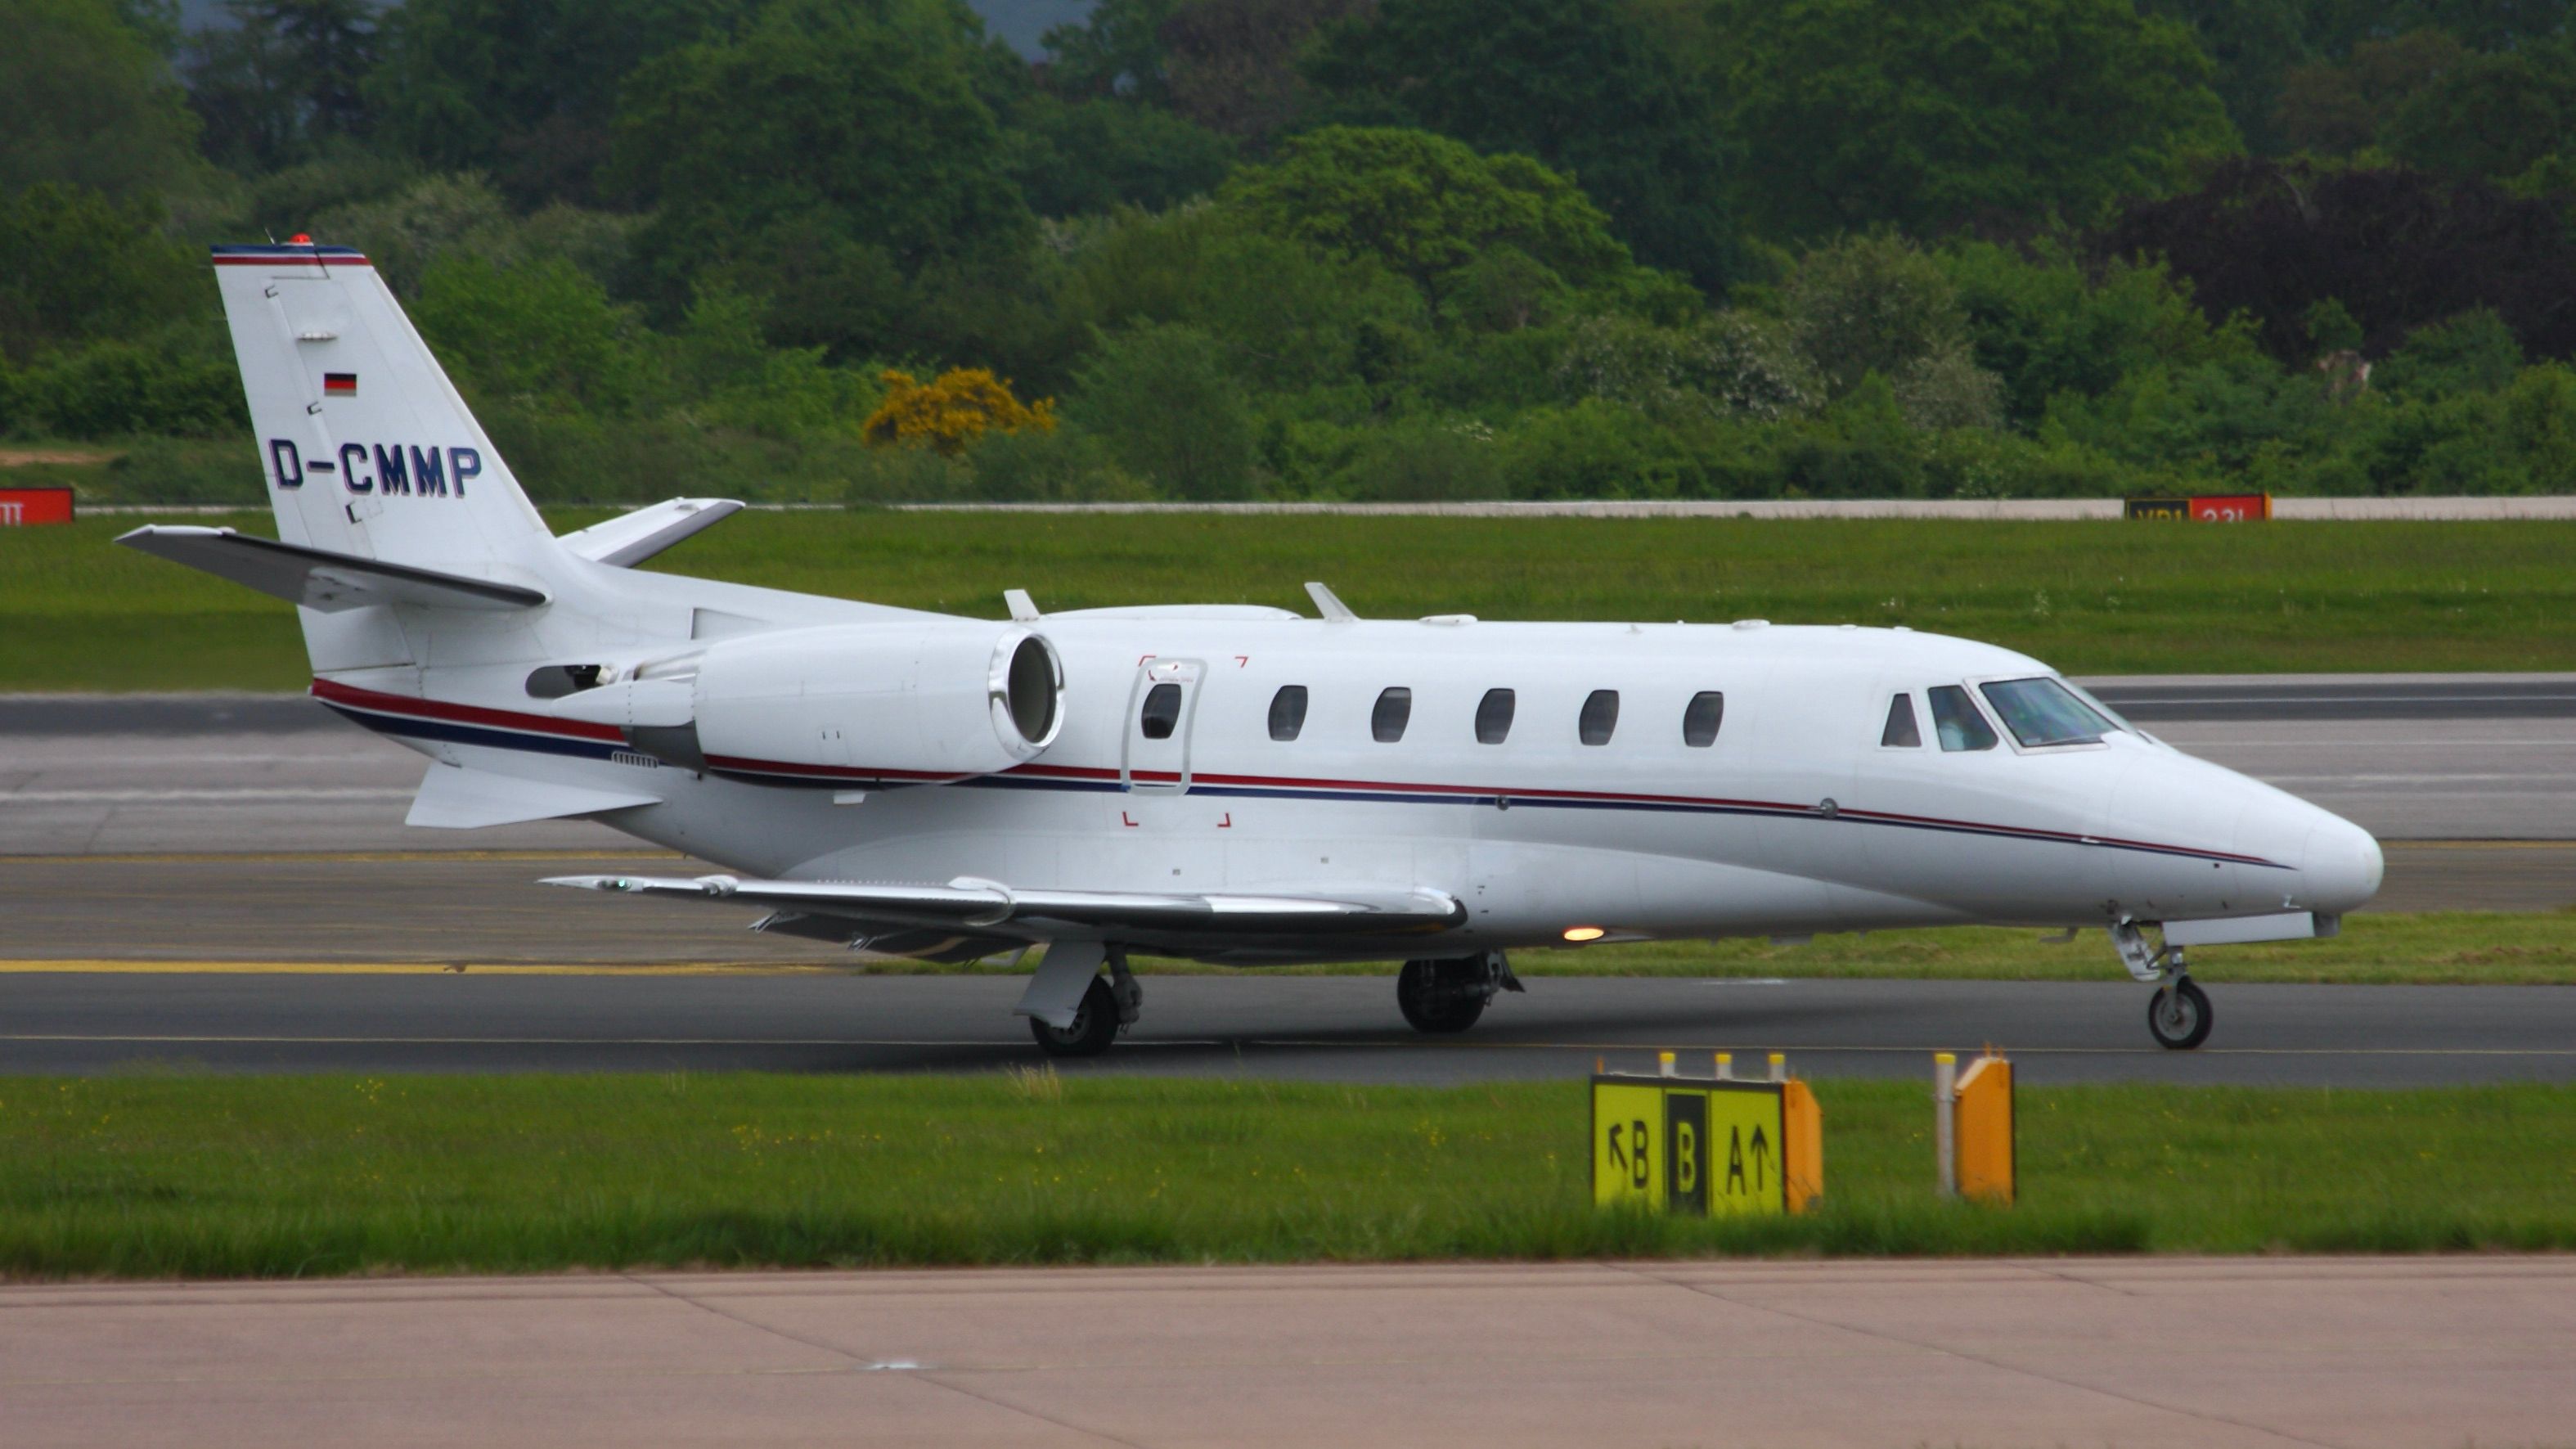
211;243;558;582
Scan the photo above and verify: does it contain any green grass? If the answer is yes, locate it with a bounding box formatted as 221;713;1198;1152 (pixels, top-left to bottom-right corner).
5;510;2572;689
4;1073;2574;1278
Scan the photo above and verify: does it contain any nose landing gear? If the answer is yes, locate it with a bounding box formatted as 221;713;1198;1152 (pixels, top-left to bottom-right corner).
2110;918;2214;1050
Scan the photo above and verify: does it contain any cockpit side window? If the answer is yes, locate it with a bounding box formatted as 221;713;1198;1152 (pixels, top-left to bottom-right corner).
1880;693;1922;748
1928;685;1998;752
1980;676;2117;747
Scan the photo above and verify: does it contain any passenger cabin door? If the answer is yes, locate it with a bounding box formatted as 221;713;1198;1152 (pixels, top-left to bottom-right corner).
1122;657;1204;794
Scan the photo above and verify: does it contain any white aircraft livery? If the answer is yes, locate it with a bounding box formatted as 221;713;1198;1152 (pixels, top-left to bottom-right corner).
121;241;2385;1055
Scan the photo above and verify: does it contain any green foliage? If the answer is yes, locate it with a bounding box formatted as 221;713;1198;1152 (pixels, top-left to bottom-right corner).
2375;310;2524;398
1719;0;2238;242
1068;321;1257;497
0;0;209;202
1221;128;1632;313
2273;28;2469;157
1302;0;1738;284
1053;204;1427;395
409;253;650;416
612;0;1035;301
1003;97;1239;218
181;0;383;173
2383;47;2576;181
0;184;204;358
1939;241;2240;426
368;0;765;205
1778;235;1980;403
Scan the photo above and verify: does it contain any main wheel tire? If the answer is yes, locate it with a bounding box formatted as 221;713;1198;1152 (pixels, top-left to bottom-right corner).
2147;977;2214;1050
1030;976;1120;1057
1397;958;1488;1034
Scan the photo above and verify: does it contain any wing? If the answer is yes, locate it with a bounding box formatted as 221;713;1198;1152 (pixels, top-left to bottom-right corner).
541;872;1466;958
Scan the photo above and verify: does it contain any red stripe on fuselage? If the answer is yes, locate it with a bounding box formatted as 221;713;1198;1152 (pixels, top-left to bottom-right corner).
310;678;623;742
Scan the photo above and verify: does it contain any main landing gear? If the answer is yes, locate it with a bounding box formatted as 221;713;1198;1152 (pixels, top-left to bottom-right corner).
2110;919;2214;1050
1028;945;1144;1058
1397;952;1522;1035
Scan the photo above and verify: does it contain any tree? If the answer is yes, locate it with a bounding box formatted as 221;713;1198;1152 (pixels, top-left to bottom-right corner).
1304;0;1738;286
1002;97;1239;218
1220;128;1631;314
0;183;202;359
1162;0;1372;141
408;253;650;415
611;1;1036;307
2273;29;2470;158
0;0;206;201
2101;160;2576;361
1718;0;2237;242
1781;235;1975;400
182;0;380;172
1039;0;1178;102
1068;322;1255;497
2383;48;2576;181
369;0;766;205
2136;0;2313;154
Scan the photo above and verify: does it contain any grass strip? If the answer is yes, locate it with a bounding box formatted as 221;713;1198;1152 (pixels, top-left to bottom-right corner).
6;511;2572;689
5;1073;2574;1278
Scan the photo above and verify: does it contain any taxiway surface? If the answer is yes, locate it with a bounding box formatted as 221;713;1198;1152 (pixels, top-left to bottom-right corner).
9;1257;2573;1449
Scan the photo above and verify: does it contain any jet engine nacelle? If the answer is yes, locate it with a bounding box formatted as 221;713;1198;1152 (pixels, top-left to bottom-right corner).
682;621;1063;784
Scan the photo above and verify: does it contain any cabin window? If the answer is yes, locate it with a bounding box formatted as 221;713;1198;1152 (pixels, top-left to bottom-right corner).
1579;689;1621;746
1268;685;1309;742
1681;691;1724;747
1139;682;1185;740
1927;685;1998;752
1475;688;1516;745
1373;686;1413;743
1880;693;1922;748
1980;677;2115;748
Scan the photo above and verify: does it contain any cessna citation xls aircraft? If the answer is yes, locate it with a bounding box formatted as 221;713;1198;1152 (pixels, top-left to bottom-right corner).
119;241;2385;1056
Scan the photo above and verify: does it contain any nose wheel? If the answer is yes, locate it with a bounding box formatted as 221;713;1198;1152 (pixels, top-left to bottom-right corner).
2111;919;2215;1050
2147;975;2214;1050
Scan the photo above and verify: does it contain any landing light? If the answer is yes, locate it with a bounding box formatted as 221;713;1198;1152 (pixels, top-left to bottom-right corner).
1562;925;1606;943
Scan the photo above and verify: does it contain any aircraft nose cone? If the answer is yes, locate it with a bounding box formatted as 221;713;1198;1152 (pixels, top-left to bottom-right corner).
2300;814;2384;914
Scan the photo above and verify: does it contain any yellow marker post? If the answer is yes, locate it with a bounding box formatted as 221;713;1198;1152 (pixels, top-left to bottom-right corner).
1953;1053;2015;1206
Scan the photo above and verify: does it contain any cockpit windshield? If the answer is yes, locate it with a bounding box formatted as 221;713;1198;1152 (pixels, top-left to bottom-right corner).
1978;677;2120;748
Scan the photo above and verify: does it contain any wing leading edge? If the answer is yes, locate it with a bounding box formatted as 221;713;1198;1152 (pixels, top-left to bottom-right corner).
541;873;1465;951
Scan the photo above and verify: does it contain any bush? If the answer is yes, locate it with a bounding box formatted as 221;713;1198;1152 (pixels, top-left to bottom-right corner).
1067;322;1254;498
863;367;1055;456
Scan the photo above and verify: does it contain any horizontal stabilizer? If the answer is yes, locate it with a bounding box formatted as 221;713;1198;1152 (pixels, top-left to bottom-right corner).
556;498;744;568
542;873;1463;939
407;763;661;829
116;526;546;612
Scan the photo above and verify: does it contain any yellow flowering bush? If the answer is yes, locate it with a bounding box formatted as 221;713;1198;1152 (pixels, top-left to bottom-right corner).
861;367;1056;455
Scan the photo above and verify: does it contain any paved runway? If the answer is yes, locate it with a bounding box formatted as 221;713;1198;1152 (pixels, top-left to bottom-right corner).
10;1257;2574;1448
6;970;2574;1085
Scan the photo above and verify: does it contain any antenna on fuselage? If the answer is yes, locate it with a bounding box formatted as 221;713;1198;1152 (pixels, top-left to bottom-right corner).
1004;588;1041;623
1305;581;1359;622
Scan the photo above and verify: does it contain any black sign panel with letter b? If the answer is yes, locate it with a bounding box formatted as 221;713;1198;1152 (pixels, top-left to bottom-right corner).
1666;1090;1708;1214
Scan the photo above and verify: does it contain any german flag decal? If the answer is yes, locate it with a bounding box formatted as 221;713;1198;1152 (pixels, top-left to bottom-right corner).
323;373;357;396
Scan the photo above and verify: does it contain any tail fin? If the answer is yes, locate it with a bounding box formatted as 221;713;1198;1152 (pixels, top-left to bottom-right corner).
212;243;560;581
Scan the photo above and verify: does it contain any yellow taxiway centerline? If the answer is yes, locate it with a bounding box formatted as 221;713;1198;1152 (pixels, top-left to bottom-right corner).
0;961;845;976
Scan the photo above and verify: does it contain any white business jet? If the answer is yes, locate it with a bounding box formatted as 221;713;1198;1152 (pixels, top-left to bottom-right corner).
120;242;2383;1055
